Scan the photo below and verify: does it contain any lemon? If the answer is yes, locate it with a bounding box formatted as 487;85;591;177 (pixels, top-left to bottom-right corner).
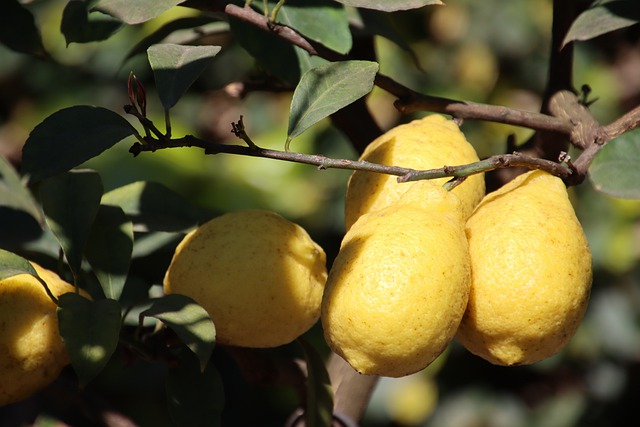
322;182;470;377
163;210;327;348
457;170;593;365
0;263;74;406
345;114;485;229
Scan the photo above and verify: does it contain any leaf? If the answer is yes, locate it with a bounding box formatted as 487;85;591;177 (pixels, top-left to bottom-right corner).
563;1;640;47
39;170;104;277
0;0;48;57
140;294;216;371
92;0;186;25
0;153;43;225
101;181;203;232
589;129;640;199
287;60;378;144
148;44;221;110
333;0;443;12
299;339;333;427
61;0;122;45
0;248;37;281
165;348;224;427
21;106;137;183
57;293;122;386
131;232;183;258
85;205;133;300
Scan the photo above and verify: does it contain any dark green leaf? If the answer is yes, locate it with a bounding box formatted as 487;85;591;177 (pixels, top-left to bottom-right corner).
57;293;121;386
299;339;333;427
39;170;104;276
86;205;133;300
589;129;640;199
21;106;137;183
61;0;122;45
101;181;203;232
295;47;329;74
131;232;183;258
0;0;48;57
287;60;378;144
563;1;640;47
140;294;215;371
148;44;221;110
0;248;37;281
166;348;224;427
333;0;442;11
0;153;43;225
92;0;186;25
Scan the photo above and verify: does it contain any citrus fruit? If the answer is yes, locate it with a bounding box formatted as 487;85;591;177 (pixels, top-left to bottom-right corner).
456;170;593;365
322;182;470;377
0;262;75;406
163;209;327;348
345;114;485;229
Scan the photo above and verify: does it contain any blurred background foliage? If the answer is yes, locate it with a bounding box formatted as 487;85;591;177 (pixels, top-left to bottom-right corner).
1;0;640;426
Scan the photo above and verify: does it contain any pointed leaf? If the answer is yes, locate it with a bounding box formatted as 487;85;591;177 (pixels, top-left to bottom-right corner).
0;153;43;224
0;0;48;57
86;205;133;300
563;1;640;47
39;170;104;276
299;339;333;427
148;44;221;110
287;60;378;144
58;293;121;386
102;181;203;232
93;0;186;25
140;294;215;371
166;348;224;427
333;0;442;12
22;106;137;183
0;248;37;281
589;129;640;199
61;0;122;45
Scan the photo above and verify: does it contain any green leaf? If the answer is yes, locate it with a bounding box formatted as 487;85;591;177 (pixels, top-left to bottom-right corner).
22;106;137;183
0;153;43;225
0;0;48;57
563;1;640;47
61;0;122;45
39;170;104;277
102;181;203;232
166;348;224;427
0;248;37;281
148;44;221;110
131;231;183;258
85;205;133;300
57;293;121;386
140;294;216;371
287;60;378;144
589;129;640;199
92;0;186;25
299;339;333;427
333;0;442;12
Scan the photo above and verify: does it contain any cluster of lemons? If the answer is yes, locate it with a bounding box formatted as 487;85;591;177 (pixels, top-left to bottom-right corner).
0;115;593;406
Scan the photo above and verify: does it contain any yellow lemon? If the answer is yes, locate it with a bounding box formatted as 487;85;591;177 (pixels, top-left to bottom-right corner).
0;263;74;406
322;182;470;377
457;170;593;365
345;114;485;229
163;210;327;348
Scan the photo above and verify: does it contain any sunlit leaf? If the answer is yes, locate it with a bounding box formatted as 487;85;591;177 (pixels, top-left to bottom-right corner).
287;60;378;144
589;129;640;199
299;339;333;427
333;0;442;11
563;1;640;47
148;44;221;110
93;0;186;25
0;0;48;57
61;0;122;45
0;248;37;281
0;154;43;225
39;170;104;277
22;106;137;183
140;294;215;371
58;293;121;386
86;205;133;300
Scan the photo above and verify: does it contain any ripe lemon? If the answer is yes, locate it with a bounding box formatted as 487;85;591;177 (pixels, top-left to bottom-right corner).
0;263;74;406
322;182;470;377
163;210;327;348
345;114;485;229
457;170;593;365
